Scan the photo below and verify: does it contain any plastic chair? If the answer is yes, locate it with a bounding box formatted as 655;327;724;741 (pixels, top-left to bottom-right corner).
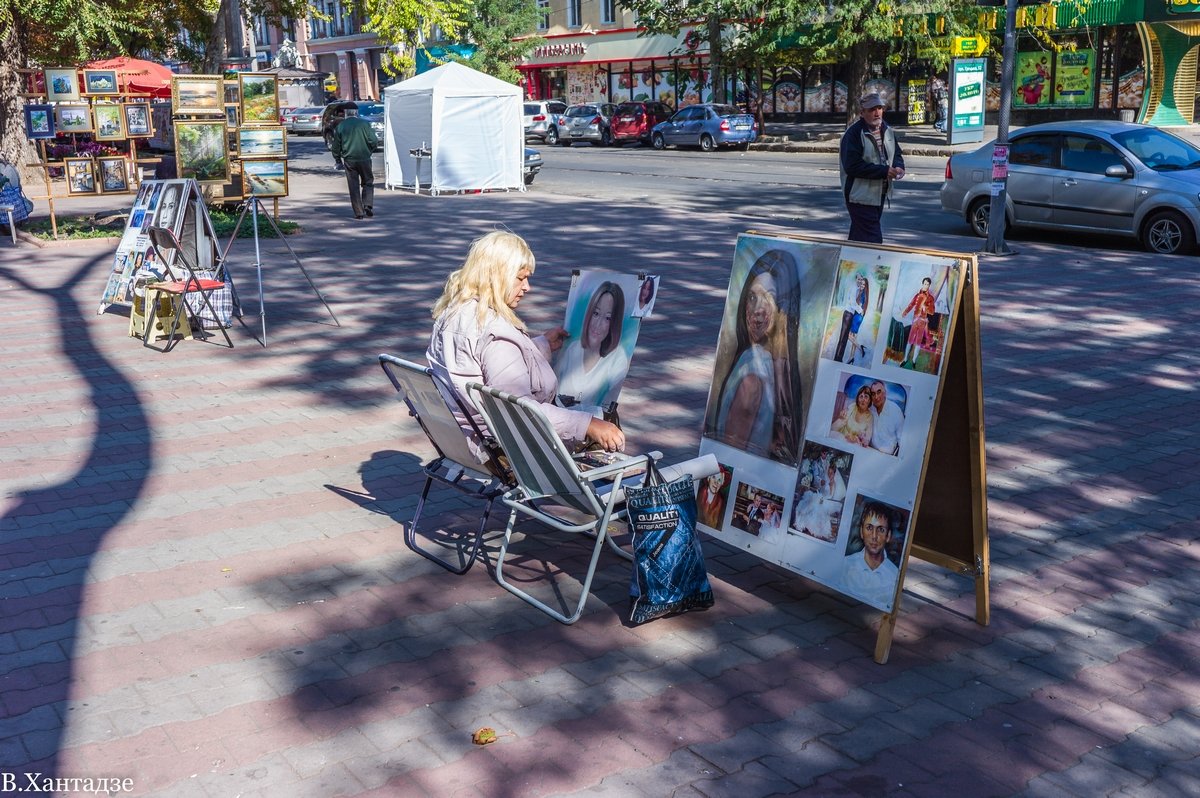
466;382;663;624
144;226;233;351
379;354;512;574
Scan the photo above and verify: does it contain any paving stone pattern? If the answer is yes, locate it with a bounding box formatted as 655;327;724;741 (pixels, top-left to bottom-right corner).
1;150;1198;798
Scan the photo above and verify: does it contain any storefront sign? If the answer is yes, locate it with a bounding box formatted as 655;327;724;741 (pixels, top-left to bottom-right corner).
1167;0;1200;13
531;41;588;58
952;36;987;56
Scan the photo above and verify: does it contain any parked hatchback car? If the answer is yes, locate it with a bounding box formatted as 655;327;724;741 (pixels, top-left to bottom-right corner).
321;100;385;149
561;102;620;146
651;104;757;151
283;106;324;135
941;120;1200;254
524;100;568;145
610;101;674;145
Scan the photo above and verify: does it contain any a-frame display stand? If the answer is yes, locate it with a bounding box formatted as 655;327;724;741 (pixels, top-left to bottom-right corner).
694;232;988;665
875;259;988;664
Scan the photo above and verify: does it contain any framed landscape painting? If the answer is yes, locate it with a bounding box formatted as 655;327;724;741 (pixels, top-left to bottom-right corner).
239;73;279;124
175;120;230;183
83;69;120;95
93;104;127;141
242;159;288;198
65;157;96;195
225;103;239;130
237;125;286;158
44;68;80;102
172;75;224;115
56;104;94;134
98;157;131;193
123;103;153;137
23;104;55;139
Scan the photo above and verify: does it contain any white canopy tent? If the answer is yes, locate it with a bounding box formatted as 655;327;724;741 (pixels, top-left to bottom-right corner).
383;62;524;194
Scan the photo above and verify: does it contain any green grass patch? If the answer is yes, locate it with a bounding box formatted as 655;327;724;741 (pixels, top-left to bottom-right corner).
207;206;301;238
24;215;126;240
23;206;301;241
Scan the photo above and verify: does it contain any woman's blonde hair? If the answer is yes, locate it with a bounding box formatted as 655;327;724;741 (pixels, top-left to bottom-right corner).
431;231;536;329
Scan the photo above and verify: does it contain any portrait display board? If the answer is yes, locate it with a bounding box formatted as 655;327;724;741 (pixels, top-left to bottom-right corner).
552;269;655;416
696;232;987;663
98;179;221;312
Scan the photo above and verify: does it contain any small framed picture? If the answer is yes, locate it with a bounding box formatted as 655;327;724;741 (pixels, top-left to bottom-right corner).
237;125;287;158
93;104;127;141
123;102;153;137
224;103;239;130
239;73;280;125
44;68;80;102
65;157;97;195
23;104;56;139
241;159;288;198
98;156;131;193
172;74;224;115
175;120;230;183
55;104;94;133
83;69;120;95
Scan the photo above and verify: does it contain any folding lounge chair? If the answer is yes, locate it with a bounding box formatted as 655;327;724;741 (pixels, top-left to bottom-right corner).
466;382;665;625
379;354;512;574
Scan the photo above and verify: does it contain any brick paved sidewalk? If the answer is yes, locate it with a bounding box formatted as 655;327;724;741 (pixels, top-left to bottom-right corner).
1;166;1198;797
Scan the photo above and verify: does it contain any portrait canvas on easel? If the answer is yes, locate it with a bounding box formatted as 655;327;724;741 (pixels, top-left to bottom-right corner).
551;270;645;417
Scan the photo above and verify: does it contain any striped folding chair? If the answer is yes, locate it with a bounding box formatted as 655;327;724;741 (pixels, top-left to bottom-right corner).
466;382;662;624
380;354;512;574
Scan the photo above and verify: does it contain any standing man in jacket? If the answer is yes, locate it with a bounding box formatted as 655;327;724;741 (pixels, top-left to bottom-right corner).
839;93;905;244
331;108;379;220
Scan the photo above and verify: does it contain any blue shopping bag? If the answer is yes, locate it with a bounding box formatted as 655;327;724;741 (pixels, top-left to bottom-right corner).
626;461;715;624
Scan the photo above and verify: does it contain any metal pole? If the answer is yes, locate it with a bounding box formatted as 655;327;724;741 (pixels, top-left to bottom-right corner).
251;197;267;346
985;0;1020;255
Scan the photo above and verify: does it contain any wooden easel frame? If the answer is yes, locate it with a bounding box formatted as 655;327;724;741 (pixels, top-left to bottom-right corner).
875;255;988;663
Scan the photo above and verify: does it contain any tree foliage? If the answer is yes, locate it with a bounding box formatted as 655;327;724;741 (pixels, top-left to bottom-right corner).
620;0;985;118
360;0;472;76
442;0;543;84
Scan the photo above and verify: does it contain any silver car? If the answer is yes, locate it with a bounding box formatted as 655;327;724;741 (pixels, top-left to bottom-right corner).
561;103;619;146
523;100;567;145
941;120;1200;254
283;106;323;135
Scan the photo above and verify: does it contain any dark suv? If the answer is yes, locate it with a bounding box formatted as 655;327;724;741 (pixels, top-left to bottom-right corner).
321;100;385;149
610;101;674;145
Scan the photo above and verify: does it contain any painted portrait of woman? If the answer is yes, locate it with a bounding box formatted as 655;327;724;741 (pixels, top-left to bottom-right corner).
554;280;630;414
704;249;803;464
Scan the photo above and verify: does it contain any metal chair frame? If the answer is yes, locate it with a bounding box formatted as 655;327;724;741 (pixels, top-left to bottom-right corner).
467;381;657;625
144;226;233;351
379;354;511;574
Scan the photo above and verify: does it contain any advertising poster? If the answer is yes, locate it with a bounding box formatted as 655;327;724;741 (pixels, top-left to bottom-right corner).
1014;52;1052;107
698;233;968;613
552;270;652;416
1055;49;1094;107
950;58;986;145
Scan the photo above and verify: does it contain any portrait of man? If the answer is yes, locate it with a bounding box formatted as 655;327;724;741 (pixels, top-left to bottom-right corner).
696;463;732;530
840;497;908;608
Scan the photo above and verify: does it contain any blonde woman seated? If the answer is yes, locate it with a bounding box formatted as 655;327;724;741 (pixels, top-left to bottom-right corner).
427;231;624;461
830;384;874;448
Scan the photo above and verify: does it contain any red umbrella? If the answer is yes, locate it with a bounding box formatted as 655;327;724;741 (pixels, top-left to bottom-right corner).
86;56;174;98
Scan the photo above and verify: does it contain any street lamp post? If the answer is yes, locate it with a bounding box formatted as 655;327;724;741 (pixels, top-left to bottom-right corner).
984;0;1021;254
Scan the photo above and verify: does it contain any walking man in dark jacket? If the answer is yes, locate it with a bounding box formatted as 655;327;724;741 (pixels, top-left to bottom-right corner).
331;108;379;219
839;93;905;244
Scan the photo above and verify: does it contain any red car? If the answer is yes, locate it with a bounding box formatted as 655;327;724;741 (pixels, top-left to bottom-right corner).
610;101;674;145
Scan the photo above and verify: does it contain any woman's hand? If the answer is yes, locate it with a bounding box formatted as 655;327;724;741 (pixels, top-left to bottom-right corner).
542;326;569;352
586;418;624;452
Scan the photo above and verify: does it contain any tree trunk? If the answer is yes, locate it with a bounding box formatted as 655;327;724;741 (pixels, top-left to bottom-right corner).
0;14;31;168
846;40;871;124
202;0;232;73
708;14;724;104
